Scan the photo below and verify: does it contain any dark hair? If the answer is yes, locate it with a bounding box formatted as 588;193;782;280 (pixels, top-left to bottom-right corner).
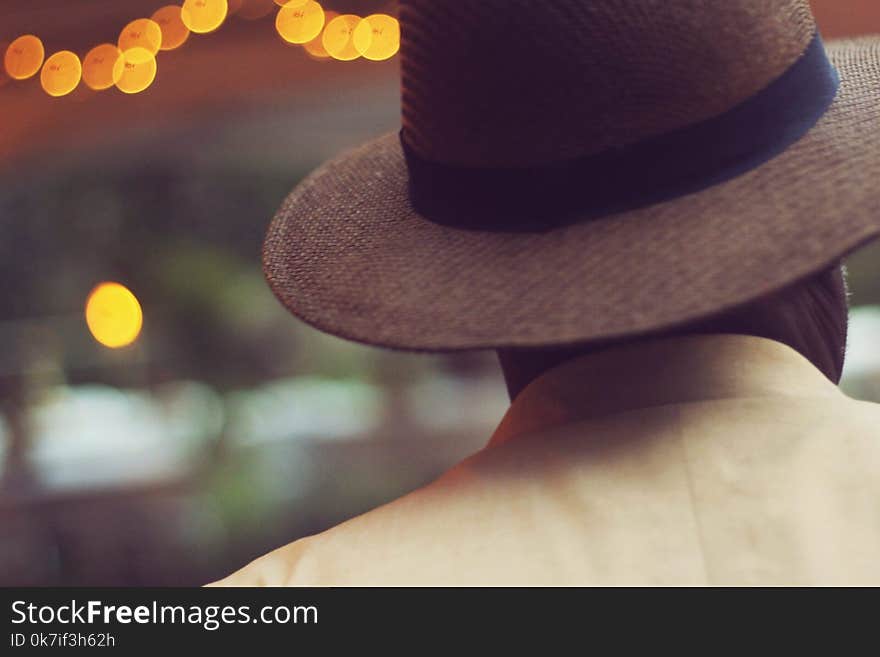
682;263;849;383
498;264;850;399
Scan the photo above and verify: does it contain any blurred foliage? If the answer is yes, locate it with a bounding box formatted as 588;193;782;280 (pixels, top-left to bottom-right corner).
1;162;306;389
0;156;480;394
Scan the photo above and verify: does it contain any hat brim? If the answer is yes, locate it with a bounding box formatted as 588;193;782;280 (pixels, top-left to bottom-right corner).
263;38;880;351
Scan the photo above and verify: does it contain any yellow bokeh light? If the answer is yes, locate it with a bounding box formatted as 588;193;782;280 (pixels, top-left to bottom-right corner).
118;18;163;60
82;44;123;91
302;9;337;59
4;35;44;80
85;282;143;349
40;51;81;97
322;14;364;61
352;14;400;61
181;0;229;34
114;48;158;94
152;5;191;51
274;0;308;6
275;1;325;45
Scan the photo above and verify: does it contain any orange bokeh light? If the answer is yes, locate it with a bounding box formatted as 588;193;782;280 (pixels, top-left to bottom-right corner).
302;9;337;59
118;18;163;58
181;0;229;34
322;14;364;61
352;14;400;61
85;282;144;349
82;44;123;91
114;48;158;94
152;5;191;51
40;50;82;97
276;1;325;45
4;35;44;80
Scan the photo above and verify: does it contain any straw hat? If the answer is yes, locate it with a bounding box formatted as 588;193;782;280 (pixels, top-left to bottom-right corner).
263;0;880;351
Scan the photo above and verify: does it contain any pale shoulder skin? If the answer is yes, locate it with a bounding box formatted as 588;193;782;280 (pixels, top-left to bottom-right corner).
209;335;880;586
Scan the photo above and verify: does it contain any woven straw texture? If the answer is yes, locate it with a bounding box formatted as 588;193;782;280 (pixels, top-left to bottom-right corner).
401;0;815;166
263;2;880;352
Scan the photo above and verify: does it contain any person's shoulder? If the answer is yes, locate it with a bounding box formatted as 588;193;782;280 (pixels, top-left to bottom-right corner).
845;395;880;417
207;474;461;586
721;392;880;447
205;536;317;587
837;395;880;441
771;394;880;482
681;391;880;434
823;393;880;432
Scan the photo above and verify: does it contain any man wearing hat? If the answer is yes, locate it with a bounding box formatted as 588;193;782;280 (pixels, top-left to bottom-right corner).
213;0;880;585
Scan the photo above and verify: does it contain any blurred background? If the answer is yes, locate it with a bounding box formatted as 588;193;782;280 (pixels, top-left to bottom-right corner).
0;0;878;586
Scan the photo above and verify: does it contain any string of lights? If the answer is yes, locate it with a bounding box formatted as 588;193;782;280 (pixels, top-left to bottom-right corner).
3;0;400;99
2;0;400;350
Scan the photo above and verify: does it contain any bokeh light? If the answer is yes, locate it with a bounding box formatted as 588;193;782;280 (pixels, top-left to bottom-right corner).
152;5;191;51
322;14;364;61
40;51;82;97
3;4;398;104
235;0;275;20
114;48;158;94
275;1;325;45
118;18;163;59
302;9;337;59
352;14;400;61
4;35;44;80
181;0;229;34
85;282;144;349
82;44;123;91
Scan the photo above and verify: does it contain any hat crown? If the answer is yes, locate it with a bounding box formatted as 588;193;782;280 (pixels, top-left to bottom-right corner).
400;0;817;167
